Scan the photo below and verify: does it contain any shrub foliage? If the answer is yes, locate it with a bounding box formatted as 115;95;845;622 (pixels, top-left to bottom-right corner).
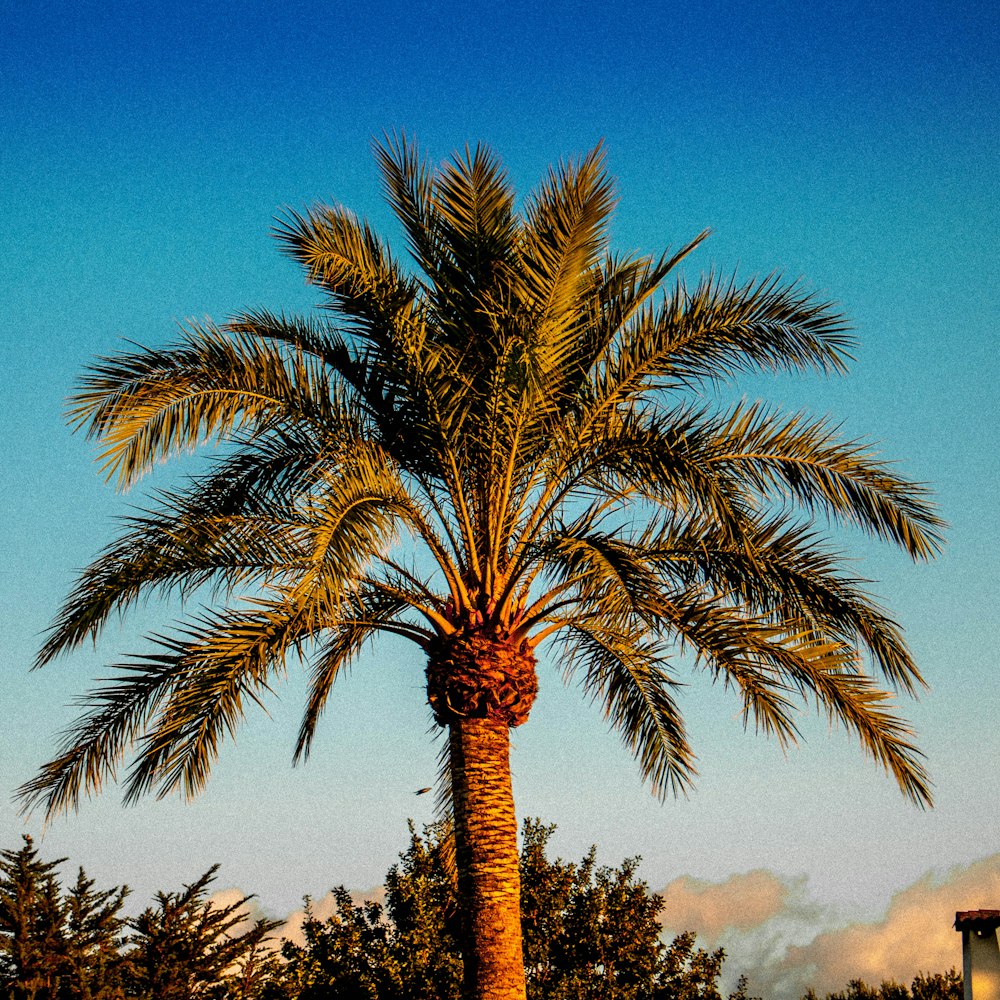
0;828;963;1000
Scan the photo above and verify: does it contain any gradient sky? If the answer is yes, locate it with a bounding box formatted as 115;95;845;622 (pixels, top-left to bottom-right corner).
2;0;998;988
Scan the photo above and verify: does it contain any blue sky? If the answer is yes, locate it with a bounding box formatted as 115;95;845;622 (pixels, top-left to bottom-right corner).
2;0;998;986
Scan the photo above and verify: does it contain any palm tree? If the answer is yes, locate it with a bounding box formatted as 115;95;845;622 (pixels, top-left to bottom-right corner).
21;138;943;1000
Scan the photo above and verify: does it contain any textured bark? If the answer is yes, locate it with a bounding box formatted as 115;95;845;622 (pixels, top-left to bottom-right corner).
426;630;538;727
449;716;527;1000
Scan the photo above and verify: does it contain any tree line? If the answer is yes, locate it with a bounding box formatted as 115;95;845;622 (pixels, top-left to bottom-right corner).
0;821;962;1000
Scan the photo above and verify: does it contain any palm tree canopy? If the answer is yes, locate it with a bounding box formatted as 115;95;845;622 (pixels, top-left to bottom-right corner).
21;137;944;820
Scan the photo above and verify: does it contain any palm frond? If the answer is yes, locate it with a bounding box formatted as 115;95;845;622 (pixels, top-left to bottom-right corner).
70;325;337;489
224;308;363;389
122;604;315;802
659;517;925;693
594;273;853;408
290;444;417;613
662;590;931;804
774;642;931;805
373;131;445;286
18;652;194;819
432;142;519;309
274;205;420;346
553;620;696;800
580;405;749;531
710;402;945;559
660;595;806;747
430;735;459;889
517;144;617;364
188;420;342;513
35;495;308;668
294;583;426;762
541;528;665;624
566;238;711;396
510;404;750;574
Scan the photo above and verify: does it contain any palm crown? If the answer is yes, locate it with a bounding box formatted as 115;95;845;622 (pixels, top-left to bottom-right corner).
22;137;943;1000
23;138;942;819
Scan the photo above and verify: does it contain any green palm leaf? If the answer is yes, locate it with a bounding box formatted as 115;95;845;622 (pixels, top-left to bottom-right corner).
71;325;339;489
710;401;944;558
555;620;695;799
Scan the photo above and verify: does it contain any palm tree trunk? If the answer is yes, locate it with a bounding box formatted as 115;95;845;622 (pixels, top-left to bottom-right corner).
448;715;526;1000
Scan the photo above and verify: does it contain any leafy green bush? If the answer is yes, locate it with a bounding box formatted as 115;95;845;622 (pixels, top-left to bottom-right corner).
272;819;749;1000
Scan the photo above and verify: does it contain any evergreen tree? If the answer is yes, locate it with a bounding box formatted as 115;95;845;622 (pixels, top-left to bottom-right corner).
124;866;277;1000
0;837;67;1000
654;932;729;1000
271;889;395;1000
381;824;462;999
61;867;129;1000
519;821;725;1000
520;819;668;999
909;971;963;1000
226;929;286;1000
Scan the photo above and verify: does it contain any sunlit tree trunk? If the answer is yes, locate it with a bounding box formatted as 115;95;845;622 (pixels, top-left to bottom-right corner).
449;716;527;1000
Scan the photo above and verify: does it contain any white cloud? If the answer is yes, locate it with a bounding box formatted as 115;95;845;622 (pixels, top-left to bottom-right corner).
659;870;800;939
657;869;830;998
764;854;1000;1000
205;886;266;937
657;854;1000;1000
269;887;387;948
